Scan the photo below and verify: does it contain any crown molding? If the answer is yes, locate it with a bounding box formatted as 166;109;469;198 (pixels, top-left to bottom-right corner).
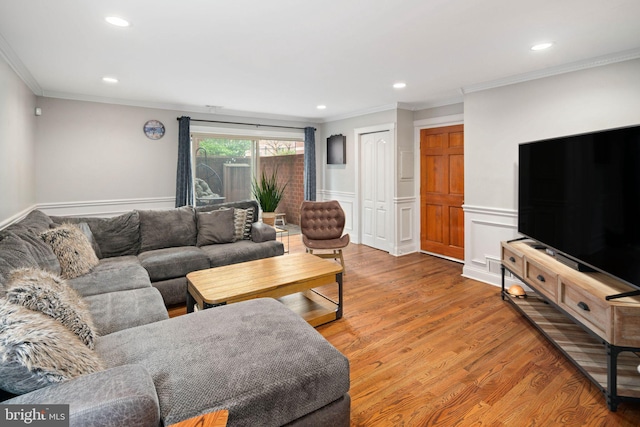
41;91;319;123
461;48;640;95
0;32;42;95
323;103;403;123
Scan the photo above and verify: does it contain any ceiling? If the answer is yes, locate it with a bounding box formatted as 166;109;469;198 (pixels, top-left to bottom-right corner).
1;0;639;122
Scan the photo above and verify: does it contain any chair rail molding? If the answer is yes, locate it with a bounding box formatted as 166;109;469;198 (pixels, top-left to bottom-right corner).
462;204;521;287
0;204;38;230
37;196;175;218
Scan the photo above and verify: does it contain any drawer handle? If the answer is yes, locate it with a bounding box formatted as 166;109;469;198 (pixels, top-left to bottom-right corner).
577;301;590;311
536;274;546;283
509;256;516;263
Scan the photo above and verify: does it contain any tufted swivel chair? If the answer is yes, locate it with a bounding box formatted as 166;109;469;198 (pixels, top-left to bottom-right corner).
300;200;350;270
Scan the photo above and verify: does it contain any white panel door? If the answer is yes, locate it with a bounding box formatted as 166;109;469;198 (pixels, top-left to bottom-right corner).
361;131;392;251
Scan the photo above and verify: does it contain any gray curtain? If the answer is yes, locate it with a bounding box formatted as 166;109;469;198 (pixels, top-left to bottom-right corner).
175;116;193;207
304;127;316;201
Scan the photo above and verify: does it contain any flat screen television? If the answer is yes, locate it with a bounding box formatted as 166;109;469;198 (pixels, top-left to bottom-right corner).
518;124;640;294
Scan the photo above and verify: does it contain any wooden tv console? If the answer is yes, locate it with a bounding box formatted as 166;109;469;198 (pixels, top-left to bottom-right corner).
501;239;640;411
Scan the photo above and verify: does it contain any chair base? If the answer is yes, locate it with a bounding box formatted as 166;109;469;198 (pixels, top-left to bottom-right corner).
306;248;345;272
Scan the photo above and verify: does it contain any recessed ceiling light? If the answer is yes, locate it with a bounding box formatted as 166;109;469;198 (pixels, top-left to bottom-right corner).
531;42;554;51
317;105;327;110
105;16;130;27
393;82;407;89
102;76;118;84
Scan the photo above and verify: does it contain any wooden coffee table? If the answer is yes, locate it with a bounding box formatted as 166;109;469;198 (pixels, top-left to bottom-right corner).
186;253;344;326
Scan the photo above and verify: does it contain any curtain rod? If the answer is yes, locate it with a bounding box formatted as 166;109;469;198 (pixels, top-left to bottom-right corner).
177;117;315;131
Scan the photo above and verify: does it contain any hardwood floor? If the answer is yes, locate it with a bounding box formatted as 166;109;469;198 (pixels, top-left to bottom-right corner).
171;237;640;426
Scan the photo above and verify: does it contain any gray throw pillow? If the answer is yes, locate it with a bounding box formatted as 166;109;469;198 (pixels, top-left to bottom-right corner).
138;207;197;252
5;267;97;349
41;224;99;279
0;300;105;395
196;209;235;246
76;222;103;259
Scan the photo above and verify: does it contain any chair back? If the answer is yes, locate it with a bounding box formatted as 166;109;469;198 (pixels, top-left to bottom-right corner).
300;201;345;241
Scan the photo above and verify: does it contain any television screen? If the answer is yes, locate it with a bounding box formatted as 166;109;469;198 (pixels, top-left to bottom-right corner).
518;124;640;290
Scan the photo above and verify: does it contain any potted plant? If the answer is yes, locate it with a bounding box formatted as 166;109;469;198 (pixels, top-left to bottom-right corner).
252;167;287;226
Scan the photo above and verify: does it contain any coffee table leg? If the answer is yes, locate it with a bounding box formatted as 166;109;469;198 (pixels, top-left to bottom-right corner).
336;272;343;319
186;290;196;313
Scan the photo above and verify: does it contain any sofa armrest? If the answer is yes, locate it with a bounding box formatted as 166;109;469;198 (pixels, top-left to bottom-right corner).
251;222;276;243
3;365;160;427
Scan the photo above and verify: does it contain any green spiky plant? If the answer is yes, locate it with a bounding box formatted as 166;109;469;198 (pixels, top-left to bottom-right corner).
251;167;288;213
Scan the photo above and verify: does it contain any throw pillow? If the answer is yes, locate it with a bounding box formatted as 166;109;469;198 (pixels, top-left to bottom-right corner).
243;207;255;240
0;300;105;395
233;208;248;241
196;209;235;246
137;207;197;252
40;224;99;279
5;267;97;349
76;222;103;259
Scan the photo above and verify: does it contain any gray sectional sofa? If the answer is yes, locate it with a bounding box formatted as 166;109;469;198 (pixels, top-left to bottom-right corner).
0;201;350;426
51;199;285;306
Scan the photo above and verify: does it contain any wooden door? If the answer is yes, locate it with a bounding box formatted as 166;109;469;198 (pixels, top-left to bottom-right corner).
361;131;392;251
420;125;464;260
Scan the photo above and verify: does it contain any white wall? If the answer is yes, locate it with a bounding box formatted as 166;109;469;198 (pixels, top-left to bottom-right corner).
34;98;180;216
0;55;37;226
34;98;318;217
463;58;640;286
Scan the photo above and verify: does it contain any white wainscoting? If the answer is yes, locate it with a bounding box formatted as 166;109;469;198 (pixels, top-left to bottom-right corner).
317;190;357;243
462;204;523;288
394;196;418;256
37;197;176;218
318;190;419;256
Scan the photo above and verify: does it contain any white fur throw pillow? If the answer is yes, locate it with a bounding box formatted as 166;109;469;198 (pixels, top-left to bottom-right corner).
5;267;97;349
0;300;105;395
41;223;99;279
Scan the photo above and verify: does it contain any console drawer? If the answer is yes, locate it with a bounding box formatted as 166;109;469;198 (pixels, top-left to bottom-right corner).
559;277;610;340
525;260;557;300
502;244;524;278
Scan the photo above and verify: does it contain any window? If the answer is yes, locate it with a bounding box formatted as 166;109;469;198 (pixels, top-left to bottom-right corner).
191;132;304;225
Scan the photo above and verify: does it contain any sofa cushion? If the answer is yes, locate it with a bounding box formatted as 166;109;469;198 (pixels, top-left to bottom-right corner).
149;277;186;306
0;232;39;287
66;256;150;297
9;229;61;275
5;210;53;234
84;288;168;336
41;224;100;279
3;365;161;427
138;247;210;282
138;207;197;252
196;209;235;246
200;240;284;268
5;268;97;348
0;301;105;395
51;212;141;259
96;298;350;426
